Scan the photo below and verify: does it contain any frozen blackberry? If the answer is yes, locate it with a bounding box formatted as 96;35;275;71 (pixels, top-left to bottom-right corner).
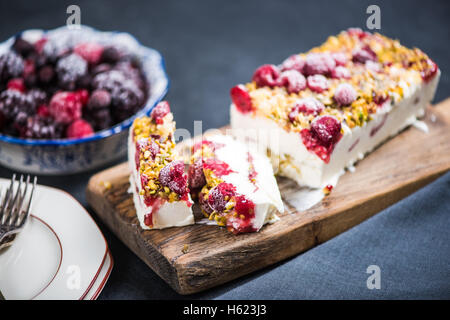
0;51;24;82
114;61;145;89
27;88;47;106
12;37;35;58
0;89;34;121
56;53;87;90
23;115;63;139
110;79;144;121
41;38;72;64
92;70;126;92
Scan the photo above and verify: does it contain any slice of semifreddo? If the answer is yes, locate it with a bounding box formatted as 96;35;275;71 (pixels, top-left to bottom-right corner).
187;134;284;234
128;101;194;230
230;28;440;189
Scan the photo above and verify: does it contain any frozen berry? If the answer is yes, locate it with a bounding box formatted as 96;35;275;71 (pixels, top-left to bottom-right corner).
75;89;89;106
85;108;112;131
93;70;126;92
148;141;160;159
66;119;94;139
208;182;236;212
56;53;87;90
7;78;26;92
334;83;357;105
36;104;50;117
27;89;47;106
42;38;71;64
110;79;144;121
331;66;351;79
74;42;104;65
49;91;82;124
230;84;253;113
0;89;33;122
277;70;306;94
151;101;170;124
159;160;188;196
88;89;111;109
280;55;305;73
252;64;280;87
310;116;342;147
352;45;377;64
307;74;329;93
0;51;24;82
23;115;63;139
288;97;324;122
23;59;36;86
12;37;34;57
304;52;335;76
34;38;47;55
188;159;206;189
331;52;347;66
101;46;121;63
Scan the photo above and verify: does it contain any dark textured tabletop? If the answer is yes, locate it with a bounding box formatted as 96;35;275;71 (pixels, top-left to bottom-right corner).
0;0;449;299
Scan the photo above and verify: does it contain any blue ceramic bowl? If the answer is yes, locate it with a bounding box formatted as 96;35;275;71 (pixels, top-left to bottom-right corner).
0;26;169;174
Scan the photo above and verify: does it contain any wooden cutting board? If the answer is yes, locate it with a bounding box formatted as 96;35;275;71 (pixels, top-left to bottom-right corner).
86;99;450;295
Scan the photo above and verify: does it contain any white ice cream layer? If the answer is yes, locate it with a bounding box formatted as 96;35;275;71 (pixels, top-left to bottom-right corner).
230;72;440;188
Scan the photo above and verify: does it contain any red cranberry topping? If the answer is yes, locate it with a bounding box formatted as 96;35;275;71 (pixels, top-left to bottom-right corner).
66;119;94;138
280;55;305;73
49;91;82;124
334;83;357;106
230;84;253;113
310;116;342;148
288;97;324;122
7;78;26;92
227;195;256;234
331;66;351;79
203;158;234;176
347;28;370;39
352;45;378;64
150;101;170;124
187;159;206;189
74;42;104;65
304;52;336;76
277;70;306;94
158;160;188;196
331;52;348;66
208;182;236;212
252;64;280;87
307;75;329;93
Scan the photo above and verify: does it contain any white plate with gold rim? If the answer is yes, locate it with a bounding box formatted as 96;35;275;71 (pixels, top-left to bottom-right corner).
0;179;112;299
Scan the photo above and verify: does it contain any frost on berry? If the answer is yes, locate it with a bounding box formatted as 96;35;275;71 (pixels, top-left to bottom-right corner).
307;74;329;93
334;83;357;106
252;64;280;87
158;160;188;195
288;97;324;122
304;52;336;76
277;70;306;94
310;116;342;147
151;101;171;124
208;182;236;212
280;55;305;73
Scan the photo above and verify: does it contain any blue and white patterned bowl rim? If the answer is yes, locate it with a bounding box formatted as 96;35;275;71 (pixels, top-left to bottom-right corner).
0;25;169;146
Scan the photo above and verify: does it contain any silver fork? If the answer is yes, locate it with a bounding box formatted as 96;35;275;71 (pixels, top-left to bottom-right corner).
0;174;37;245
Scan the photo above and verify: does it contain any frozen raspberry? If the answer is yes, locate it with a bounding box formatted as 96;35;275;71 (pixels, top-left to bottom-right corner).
310;116;342;147
66;119;94;139
307;75;329;93
76;89;89;106
23;115;63;139
49;91;82;124
331;52;347;66
12;37;34;58
101;46;122;63
151;101;170;124
188;159;206;189
304;53;335;76
56;53;88;90
88;89;111;109
7;78;26;92
280;55;305;73
277;70;306;94
334;83;357;106
252;64;280;87
288;97;324;122
234;195;255;220
159;160;188;196
352;45;377;64
74;42;104;65
331;66;351;79
208;182;236;212
230;84;253;113
0;51;24;82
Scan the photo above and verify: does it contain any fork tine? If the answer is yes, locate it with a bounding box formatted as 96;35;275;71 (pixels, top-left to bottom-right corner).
11;175;30;226
18;176;36;228
6;175;23;226
0;174;16;224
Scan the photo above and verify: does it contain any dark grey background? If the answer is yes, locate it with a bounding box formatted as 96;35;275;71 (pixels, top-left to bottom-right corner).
0;0;449;299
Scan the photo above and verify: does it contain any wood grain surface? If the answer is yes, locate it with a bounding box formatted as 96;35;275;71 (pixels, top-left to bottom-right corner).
86;99;450;294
